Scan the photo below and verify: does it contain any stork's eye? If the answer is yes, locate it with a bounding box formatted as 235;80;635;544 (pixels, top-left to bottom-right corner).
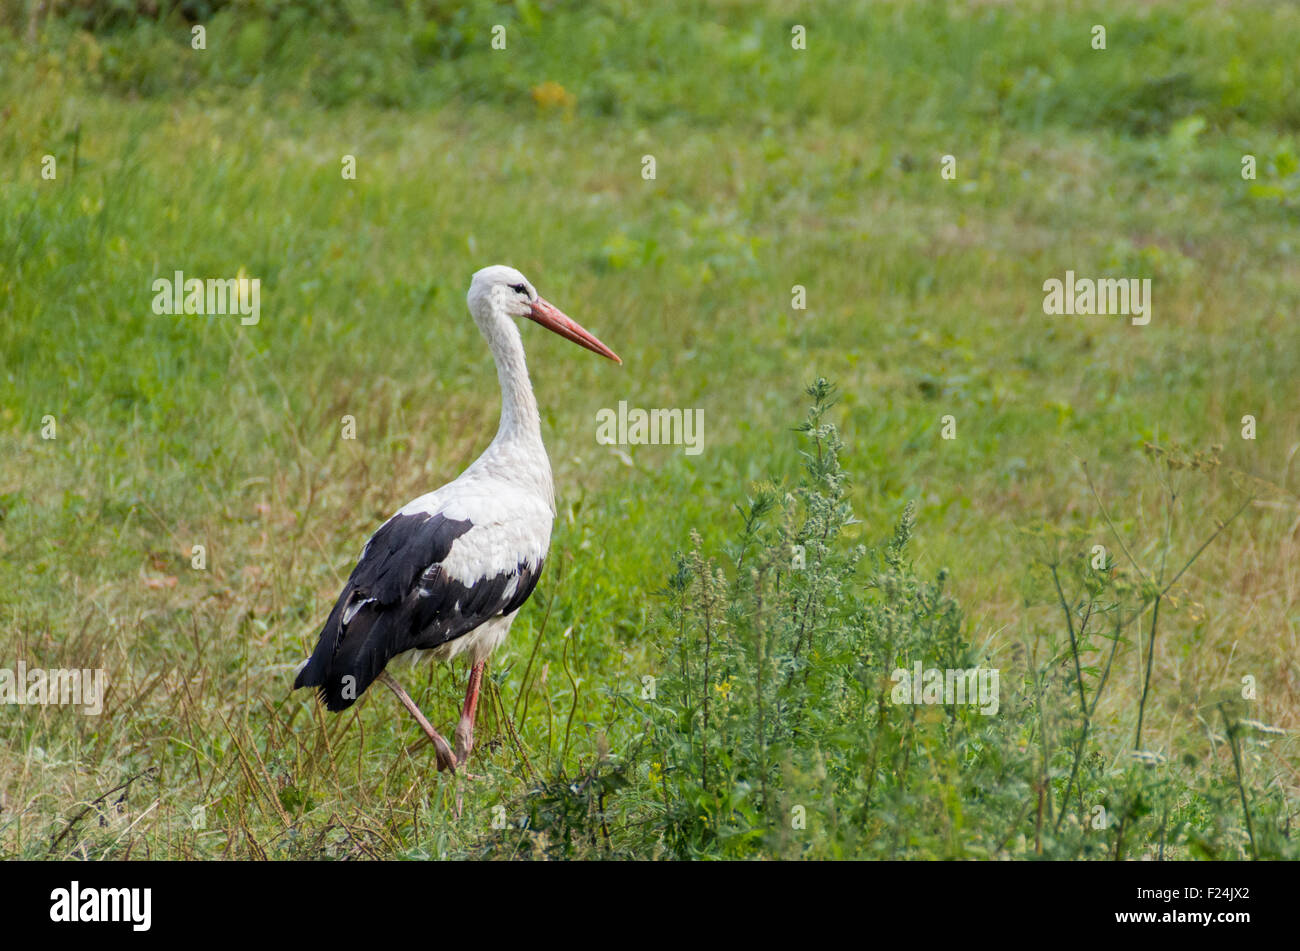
510;283;529;296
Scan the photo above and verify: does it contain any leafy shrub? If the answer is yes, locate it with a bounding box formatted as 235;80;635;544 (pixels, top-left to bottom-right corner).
479;381;1295;860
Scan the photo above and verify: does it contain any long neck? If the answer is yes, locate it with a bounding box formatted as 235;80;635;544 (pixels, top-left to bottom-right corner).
476;310;554;509
488;317;542;447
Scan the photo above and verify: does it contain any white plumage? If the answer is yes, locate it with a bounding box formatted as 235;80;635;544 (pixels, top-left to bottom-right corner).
294;265;620;772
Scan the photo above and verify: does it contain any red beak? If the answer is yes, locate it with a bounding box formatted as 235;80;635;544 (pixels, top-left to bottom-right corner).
528;297;622;365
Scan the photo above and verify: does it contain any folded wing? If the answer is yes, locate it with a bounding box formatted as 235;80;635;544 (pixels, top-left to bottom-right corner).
294;503;545;711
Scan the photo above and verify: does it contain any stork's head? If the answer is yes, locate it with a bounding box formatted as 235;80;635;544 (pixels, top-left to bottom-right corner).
467;265;621;364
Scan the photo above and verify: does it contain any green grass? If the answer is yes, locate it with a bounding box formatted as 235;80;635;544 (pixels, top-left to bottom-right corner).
0;0;1297;859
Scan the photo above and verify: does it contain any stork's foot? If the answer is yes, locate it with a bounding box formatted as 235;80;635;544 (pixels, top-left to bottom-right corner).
454;715;474;767
453;719;486;779
407;731;460;773
431;732;458;773
451;729;485;819
378;670;456;774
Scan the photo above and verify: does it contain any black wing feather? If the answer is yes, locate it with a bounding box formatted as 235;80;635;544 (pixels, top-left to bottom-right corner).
293;511;544;711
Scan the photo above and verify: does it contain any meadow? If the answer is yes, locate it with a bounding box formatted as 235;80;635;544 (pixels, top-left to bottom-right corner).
1;0;1297;859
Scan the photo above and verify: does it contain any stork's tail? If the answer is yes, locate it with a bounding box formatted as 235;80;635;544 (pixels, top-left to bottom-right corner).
293;600;401;712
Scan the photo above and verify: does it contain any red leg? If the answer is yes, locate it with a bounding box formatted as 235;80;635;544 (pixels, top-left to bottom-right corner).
454;658;487;766
378;670;456;772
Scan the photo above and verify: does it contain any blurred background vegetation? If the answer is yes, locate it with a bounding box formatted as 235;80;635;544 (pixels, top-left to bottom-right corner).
0;0;1297;859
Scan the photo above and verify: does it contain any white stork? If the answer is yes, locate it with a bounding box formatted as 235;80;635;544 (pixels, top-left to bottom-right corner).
294;265;621;772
